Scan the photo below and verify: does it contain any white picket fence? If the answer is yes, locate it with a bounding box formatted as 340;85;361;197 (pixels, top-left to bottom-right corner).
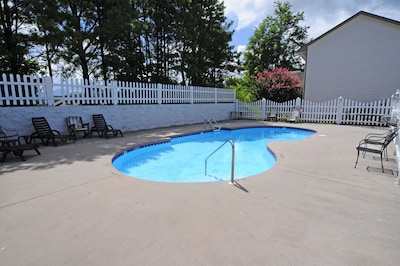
1;73;397;126
0;74;235;106
237;96;394;126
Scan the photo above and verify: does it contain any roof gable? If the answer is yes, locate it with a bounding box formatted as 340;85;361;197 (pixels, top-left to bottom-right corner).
299;11;400;59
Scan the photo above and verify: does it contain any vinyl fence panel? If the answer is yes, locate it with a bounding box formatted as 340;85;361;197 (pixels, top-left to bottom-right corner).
237;95;394;126
0;74;235;106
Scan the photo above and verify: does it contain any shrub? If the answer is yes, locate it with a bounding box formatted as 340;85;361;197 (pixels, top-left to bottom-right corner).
225;75;257;102
252;67;303;102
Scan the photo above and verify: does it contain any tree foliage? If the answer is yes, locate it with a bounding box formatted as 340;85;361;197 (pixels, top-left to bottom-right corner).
225;74;257;102
227;1;309;102
0;0;39;75
243;1;309;76
0;0;236;87
177;0;235;87
253;67;302;102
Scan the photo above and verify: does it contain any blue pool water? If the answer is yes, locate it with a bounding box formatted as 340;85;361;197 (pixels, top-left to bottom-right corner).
112;127;314;183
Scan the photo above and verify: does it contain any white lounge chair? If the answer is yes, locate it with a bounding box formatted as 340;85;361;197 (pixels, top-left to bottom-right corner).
289;110;300;123
269;109;278;121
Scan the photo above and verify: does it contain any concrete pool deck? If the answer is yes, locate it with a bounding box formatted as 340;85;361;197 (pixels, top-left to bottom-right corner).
1;121;400;265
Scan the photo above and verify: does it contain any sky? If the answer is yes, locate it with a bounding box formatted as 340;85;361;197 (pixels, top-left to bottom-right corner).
224;0;400;53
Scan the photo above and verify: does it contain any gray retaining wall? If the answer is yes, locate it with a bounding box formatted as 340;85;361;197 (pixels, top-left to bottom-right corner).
1;103;234;136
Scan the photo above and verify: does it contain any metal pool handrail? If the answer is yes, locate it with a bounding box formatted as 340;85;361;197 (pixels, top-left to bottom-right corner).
204;118;221;131
205;139;235;184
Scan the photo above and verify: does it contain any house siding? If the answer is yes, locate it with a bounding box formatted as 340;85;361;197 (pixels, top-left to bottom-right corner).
304;14;400;102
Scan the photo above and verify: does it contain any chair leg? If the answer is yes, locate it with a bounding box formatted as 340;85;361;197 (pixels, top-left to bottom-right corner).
1;151;8;162
355;150;360;168
51;138;58;147
40;137;47;146
380;153;384;173
16;150;26;161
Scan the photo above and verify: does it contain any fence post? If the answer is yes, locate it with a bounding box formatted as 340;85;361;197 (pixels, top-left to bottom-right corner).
111;80;118;105
44;76;54;106
391;89;400;110
215;88;218;103
262;98;266;120
336;96;343;124
295;97;302;108
190;86;194;104
157;83;162;104
391;89;400;185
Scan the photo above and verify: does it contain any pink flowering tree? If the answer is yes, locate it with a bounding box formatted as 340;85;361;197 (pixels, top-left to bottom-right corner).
252;67;303;102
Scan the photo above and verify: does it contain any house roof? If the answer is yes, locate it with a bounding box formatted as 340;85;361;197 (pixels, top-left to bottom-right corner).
299;11;400;60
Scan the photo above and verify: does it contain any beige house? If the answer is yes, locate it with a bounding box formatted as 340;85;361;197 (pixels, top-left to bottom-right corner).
299;11;400;102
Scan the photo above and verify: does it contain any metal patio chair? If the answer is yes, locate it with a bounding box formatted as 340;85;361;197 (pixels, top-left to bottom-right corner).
354;128;398;172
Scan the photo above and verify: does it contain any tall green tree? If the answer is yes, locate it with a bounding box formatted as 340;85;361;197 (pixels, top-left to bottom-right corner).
30;0;63;77
57;0;103;81
243;1;309;76
178;0;234;87
92;0;143;82
31;0;143;81
109;0;145;82
137;0;235;86
0;0;39;75
2;0;236;85
138;0;179;83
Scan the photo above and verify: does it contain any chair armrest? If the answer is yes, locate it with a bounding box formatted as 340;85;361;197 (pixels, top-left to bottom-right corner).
364;135;386;141
358;138;375;146
1;128;19;138
365;132;387;139
18;135;31;144
0;139;17;147
52;130;61;136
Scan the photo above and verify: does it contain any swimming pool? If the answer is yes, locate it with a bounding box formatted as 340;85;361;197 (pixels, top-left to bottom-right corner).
112;127;314;183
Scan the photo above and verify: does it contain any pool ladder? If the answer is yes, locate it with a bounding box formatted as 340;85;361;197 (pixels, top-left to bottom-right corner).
204;118;221;131
205;140;235;184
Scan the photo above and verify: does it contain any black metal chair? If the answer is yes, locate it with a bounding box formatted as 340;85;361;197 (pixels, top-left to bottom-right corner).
381;115;398;127
91;114;123;138
355;128;398;172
